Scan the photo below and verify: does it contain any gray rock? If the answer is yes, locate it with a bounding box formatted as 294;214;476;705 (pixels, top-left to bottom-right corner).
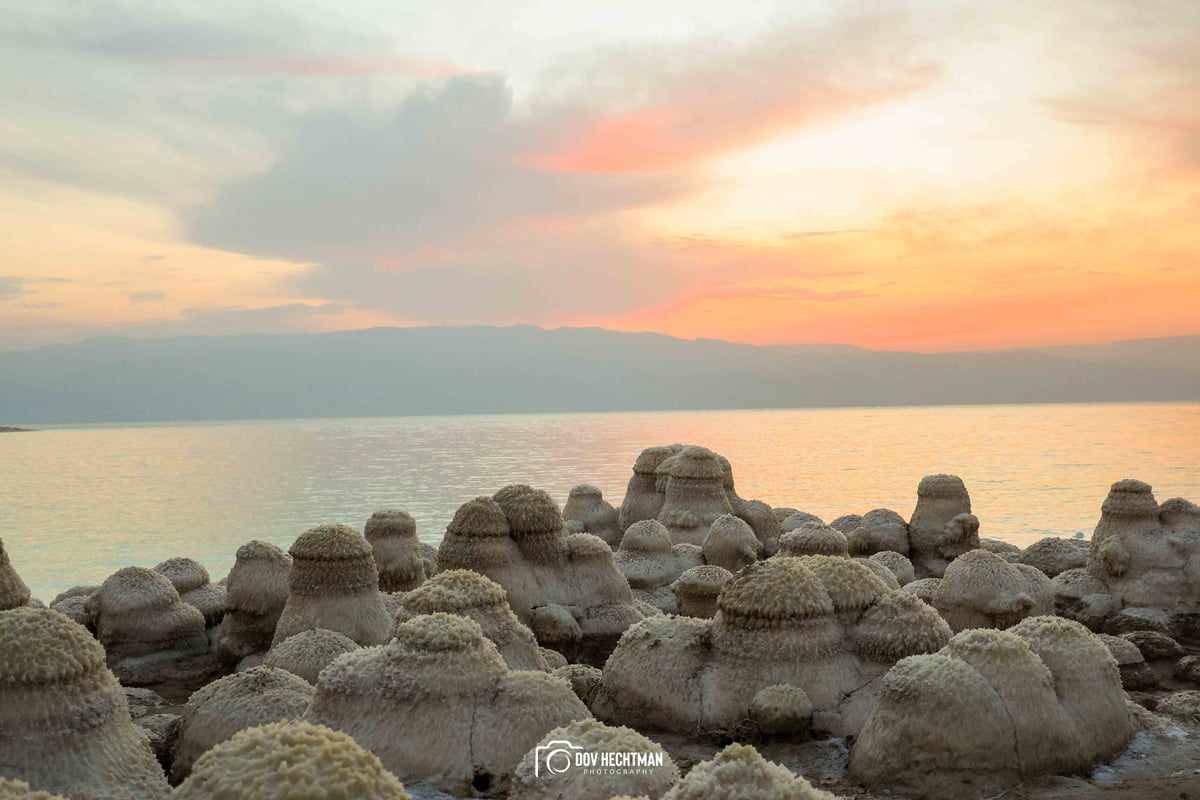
1120;630;1184;661
1104;606;1172;636
1156;691;1200;724
1174;656;1200;684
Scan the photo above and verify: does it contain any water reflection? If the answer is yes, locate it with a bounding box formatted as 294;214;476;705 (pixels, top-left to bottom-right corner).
2;403;1197;600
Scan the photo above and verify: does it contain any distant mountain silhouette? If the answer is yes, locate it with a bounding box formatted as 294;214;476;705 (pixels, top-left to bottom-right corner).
1;327;1197;424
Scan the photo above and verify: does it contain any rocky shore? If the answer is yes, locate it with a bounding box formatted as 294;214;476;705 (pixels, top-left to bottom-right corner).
1;444;1198;799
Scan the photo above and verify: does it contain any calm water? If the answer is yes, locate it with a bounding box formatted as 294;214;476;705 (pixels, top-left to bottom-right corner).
2;403;1198;601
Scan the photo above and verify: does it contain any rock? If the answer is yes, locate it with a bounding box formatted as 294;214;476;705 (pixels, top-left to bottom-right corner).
1099;634;1158;691
562;485;623;549
136;713;181;766
392;569;547;671
908;474;978;577
1105;606;1172;636
509;719;679;800
1174;656;1200;684
171;720;410;800
305;613;589;796
1155;691;1200;724
1019;537;1088;577
618;446;679;533
439;489;644;665
850;617;1133;799
1120;630;1184;661
271;524;393;648
593;556;949;737
123;686;170;719
364;510;427;592
932;549;1054;631
657;447;734;546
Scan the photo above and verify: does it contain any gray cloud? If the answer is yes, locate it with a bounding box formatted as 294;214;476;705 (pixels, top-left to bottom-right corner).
0;275;73;302
0;276;26;300
187;74;693;264
128;291;166;304
1;1;942;334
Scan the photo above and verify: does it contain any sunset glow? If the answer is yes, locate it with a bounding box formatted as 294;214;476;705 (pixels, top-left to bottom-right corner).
1;0;1197;352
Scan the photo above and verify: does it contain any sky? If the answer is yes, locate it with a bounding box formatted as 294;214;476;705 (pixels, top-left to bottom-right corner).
1;0;1198;353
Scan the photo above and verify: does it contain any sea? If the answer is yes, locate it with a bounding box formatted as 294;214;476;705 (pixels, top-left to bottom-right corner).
2;402;1198;601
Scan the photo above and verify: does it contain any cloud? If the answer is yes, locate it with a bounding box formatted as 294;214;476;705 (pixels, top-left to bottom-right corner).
128;291;166;304
1038;0;1200;170
524;12;936;174
0;275;72;301
187;74;692;264
180;9;936;325
0;276;26;300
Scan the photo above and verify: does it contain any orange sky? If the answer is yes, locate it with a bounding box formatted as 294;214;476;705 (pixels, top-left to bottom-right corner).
1;0;1198;352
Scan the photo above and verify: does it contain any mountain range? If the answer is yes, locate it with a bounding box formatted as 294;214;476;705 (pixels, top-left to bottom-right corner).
1;327;1197;424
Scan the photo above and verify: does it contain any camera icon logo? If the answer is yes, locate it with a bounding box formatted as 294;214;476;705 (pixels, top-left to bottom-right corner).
534;739;583;777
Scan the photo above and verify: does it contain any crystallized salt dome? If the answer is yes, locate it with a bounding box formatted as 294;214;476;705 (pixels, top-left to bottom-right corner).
0;606;106;683
290;524;374;561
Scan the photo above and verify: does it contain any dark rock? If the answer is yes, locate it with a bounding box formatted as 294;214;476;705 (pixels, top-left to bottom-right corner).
1105;607;1171;636
1121;630;1185;661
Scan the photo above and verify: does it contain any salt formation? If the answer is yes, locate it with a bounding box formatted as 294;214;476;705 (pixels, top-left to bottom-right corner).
1088;479;1200;613
1019;537;1088;577
153;557;225;626
271;524;392;647
846;509;910;557
170;666;316;782
437;488;644;663
171;720;410;800
830;514;863;534
901;577;940;604
1098;633;1155;690
931;549;1054;631
670;565;733;618
908;474;979;577
562;485;623;548
856;558;901;590
364;510;427;592
618;445;680;532
772;507;801;523
306;613;589;795
850;617;1133;799
657;743;843;800
0;538;31;610
867;551;915;586
84;566;211;685
0;778;68;800
216;540;292;664
264;628;360;683
749;684;815;735
593;556;951;736
0;607;170;799
552;663;604;706
509;719;678;800
614;520;703;613
701;514;762;573
657;446;734;546
392;568;548;671
980;537;1023;561
730;498;782;558
418;542;438;576
1048;567;1116;631
48;585;98;628
718;458;782;557
777;521;849;557
780;511;825;532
